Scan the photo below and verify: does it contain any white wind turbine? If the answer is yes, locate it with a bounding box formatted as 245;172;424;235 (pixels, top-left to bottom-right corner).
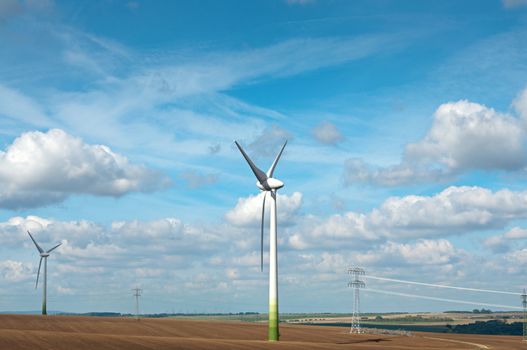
28;231;62;315
234;140;287;342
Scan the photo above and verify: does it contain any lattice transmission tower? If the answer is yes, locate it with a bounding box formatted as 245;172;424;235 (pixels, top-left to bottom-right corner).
348;267;365;334
132;287;142;320
522;288;527;342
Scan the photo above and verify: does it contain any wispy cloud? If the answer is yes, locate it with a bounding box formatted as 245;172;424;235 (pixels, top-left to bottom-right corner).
0;28;410;169
312;121;345;145
502;0;527;9
247;125;292;158
0;0;21;21
0;0;54;22
0;84;52;128
286;0;315;5
180;170;219;189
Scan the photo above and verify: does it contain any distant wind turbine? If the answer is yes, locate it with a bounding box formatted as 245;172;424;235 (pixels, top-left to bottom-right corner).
28;231;61;315
234;140;287;342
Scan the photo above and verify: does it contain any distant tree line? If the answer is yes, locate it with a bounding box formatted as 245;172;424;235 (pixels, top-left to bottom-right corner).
444;309;497;314
471;308;492;314
448;320;522;335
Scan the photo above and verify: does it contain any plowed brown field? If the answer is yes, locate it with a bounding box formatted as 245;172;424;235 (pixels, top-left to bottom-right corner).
0;314;523;349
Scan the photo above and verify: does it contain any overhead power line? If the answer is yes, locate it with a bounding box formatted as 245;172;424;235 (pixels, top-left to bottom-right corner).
365;288;523;310
365;275;521;296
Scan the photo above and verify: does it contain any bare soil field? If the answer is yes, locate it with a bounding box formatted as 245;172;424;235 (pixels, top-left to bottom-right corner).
0;314;523;350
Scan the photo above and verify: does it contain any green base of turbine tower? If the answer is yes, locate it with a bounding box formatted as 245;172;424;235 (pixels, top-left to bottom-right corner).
268;304;279;341
268;325;279;341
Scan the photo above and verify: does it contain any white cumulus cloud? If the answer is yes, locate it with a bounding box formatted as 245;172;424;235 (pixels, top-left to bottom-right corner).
345;95;527;187
289;186;527;249
356;239;459;266
225;192;302;227
405;100;525;171
0;129;170;209
0;260;33;282
484;226;527;253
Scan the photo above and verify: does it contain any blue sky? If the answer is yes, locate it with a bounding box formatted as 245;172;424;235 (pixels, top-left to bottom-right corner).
2;0;527;314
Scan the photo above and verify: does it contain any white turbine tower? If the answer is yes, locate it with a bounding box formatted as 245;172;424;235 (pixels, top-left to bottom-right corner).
28;231;62;315
234;140;287;342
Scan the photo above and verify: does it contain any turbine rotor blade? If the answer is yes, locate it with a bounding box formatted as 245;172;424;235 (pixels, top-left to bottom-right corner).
260;192;267;272
35;257;43;289
266;140;287;178
27;231;44;254
46;242;62;253
234;141;268;184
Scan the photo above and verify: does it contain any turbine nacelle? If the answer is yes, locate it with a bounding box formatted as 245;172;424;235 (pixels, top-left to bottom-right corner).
40;252;50;258
257;178;284;191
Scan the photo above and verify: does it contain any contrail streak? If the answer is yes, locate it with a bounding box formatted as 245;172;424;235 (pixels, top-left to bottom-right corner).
364;275;521;296
365;288;523;310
